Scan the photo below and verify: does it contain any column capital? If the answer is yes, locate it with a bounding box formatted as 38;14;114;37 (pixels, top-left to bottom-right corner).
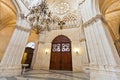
82;14;106;28
18;13;26;19
15;25;31;32
80;38;86;42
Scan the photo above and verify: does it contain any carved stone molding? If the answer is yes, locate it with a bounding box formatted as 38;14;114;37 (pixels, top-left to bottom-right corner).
114;38;120;43
79;0;86;6
38;41;45;44
80;38;86;42
82;14;107;28
15;25;31;32
18;13;26;19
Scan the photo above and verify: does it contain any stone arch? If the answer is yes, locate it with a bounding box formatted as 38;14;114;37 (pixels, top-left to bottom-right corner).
50;35;72;71
22;42;36;68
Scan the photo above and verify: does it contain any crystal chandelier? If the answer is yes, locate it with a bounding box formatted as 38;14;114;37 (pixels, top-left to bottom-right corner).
25;0;54;34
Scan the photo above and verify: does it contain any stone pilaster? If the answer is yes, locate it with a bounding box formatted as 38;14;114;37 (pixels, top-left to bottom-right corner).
33;32;48;69
30;41;39;68
0;19;31;76
80;0;120;72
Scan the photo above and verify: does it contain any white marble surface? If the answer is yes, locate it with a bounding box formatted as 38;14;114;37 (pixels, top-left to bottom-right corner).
1;70;119;80
0;69;120;80
20;70;120;80
90;70;120;80
16;70;89;80
33;28;89;71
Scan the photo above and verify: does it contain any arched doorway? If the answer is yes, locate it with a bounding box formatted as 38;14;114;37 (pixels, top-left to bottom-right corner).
22;42;35;68
50;35;72;71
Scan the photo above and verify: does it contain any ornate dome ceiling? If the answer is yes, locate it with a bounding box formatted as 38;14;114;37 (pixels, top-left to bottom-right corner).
0;0;120;59
0;0;120;39
53;2;70;15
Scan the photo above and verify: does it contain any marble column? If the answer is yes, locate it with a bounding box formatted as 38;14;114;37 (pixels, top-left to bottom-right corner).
0;16;31;76
79;0;120;72
31;41;39;68
78;24;89;70
33;31;45;69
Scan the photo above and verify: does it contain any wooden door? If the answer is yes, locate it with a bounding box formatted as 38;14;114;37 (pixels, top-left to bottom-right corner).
50;35;72;71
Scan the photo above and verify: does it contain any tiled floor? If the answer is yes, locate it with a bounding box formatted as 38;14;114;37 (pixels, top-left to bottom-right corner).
17;70;89;80
90;70;120;80
0;70;120;80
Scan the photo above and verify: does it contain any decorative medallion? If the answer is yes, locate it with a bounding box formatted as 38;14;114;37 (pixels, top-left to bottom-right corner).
54;2;70;15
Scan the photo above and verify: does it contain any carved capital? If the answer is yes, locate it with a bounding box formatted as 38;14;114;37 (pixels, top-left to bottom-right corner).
19;13;25;19
80;38;86;42
38;41;45;44
82;14;105;28
15;25;31;32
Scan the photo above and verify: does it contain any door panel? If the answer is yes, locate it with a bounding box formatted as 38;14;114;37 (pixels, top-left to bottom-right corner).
50;53;60;70
61;53;72;70
50;35;72;71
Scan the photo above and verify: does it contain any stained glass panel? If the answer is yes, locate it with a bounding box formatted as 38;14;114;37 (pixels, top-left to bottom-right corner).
52;44;61;52
62;43;70;52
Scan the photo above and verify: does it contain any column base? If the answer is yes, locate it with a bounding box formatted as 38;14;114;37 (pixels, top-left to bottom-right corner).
84;64;120;72
0;64;22;77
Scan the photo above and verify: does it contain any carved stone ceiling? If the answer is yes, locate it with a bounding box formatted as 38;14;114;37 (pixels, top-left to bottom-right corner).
0;0;16;30
99;0;120;39
0;0;38;54
0;0;120;39
21;0;80;19
0;0;120;58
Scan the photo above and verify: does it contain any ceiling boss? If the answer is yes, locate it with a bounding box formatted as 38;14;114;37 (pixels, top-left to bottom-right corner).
54;2;70;15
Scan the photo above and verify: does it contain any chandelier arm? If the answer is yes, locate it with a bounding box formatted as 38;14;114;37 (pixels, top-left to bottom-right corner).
24;0;54;34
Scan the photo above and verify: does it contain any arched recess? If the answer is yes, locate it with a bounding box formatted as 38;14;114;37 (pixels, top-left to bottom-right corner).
50;35;72;71
11;0;38;68
0;0;17;61
22;42;35;68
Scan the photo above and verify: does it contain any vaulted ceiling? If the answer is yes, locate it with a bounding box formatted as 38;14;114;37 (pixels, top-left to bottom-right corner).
0;0;120;39
99;0;120;39
0;0;120;57
0;0;38;60
0;0;17;59
0;0;16;30
0;0;38;41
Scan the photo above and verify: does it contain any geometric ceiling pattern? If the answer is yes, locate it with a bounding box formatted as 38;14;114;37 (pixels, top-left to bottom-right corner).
0;0;120;39
0;0;120;59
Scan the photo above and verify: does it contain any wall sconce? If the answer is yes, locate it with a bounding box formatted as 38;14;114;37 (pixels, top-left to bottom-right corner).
45;49;49;54
74;48;79;54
